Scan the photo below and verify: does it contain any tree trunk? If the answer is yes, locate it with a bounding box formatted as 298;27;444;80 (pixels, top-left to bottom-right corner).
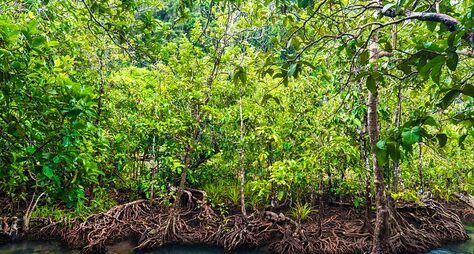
317;172;324;237
368;21;392;253
392;83;403;193
150;135;157;200
173;145;191;209
368;87;392;254
419;143;424;194
239;86;247;217
361;114;372;232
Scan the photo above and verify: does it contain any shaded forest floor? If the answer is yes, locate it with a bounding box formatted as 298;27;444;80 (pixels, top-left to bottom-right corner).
0;192;473;254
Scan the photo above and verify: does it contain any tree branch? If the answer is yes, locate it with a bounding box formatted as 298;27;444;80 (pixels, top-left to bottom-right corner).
381;9;474;43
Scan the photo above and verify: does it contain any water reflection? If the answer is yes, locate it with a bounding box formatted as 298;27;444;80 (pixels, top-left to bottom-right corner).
428;223;474;254
0;241;266;254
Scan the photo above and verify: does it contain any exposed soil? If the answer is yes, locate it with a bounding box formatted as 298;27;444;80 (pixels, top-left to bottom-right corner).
0;192;472;254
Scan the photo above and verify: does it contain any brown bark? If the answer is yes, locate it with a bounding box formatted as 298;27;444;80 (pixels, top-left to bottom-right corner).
418;143;424;194
392;85;403;192
360;114;372;232
150;136;157;200
173;145;191;209
239;86;247;217
381;8;474;43
368;12;392;252
368;87;392;254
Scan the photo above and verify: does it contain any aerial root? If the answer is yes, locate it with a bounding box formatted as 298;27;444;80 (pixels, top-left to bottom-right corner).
37;197;469;254
389;199;468;253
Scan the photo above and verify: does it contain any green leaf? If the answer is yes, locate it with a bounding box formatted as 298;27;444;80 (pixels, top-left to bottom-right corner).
277;190;285;201
438;89;461;109
63;136;72;147
462;84;474;98
446;51;459;71
375;139;387;166
366;75;376;93
447;33;457;47
419;56;445;80
359;50;369;65
53;156;61;163
430;61;444;84
42;165;54;179
458;134;467;149
376;139;386;150
233;66;247;85
382;3;395;13
31;36;46;48
423;116;437;127
353;118;362;128
300;60;316;70
288;63;297;77
387;141;401;162
297;0;312;8
26;146;36;155
402;126;421;146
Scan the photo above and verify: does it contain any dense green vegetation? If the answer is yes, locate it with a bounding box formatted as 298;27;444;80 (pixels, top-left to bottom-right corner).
0;0;473;253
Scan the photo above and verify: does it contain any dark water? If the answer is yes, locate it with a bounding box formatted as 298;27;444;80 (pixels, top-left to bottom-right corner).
0;225;472;254
0;241;266;254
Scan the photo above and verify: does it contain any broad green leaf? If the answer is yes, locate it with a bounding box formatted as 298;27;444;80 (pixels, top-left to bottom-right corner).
288;63;297;77
31;36;46;48
402;126;421;146
419;56;445;80
462;84;474;98
446;51;459;71
366;75;376;93
430;61;443;84
438;89;461;109
423;116;437;127
387;141;401;162
375;139;387;166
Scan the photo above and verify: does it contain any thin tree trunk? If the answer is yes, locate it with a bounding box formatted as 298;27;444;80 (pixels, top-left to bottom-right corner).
150;135;157;200
392;84;403;193
90;57;106;200
174;145;191;209
239;86;246;217
317;172;324;237
391;23;404;193
419;143;424;194
368;87;392;254
172;3;235;210
368;15;392;253
361;114;372;232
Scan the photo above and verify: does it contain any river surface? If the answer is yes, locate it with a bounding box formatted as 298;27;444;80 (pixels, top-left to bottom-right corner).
0;224;472;254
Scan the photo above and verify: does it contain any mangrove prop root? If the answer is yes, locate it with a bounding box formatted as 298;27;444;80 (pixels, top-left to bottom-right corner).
38;197;469;254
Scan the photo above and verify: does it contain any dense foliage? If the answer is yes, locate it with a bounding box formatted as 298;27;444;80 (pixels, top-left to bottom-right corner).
0;0;472;234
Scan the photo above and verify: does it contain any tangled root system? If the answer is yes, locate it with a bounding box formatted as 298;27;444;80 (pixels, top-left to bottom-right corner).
39;195;469;254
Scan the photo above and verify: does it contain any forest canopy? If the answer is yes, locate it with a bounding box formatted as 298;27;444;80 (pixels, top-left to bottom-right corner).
0;0;473;253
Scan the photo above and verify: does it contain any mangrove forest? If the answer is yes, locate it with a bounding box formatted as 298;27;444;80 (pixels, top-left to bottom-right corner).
0;0;473;253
